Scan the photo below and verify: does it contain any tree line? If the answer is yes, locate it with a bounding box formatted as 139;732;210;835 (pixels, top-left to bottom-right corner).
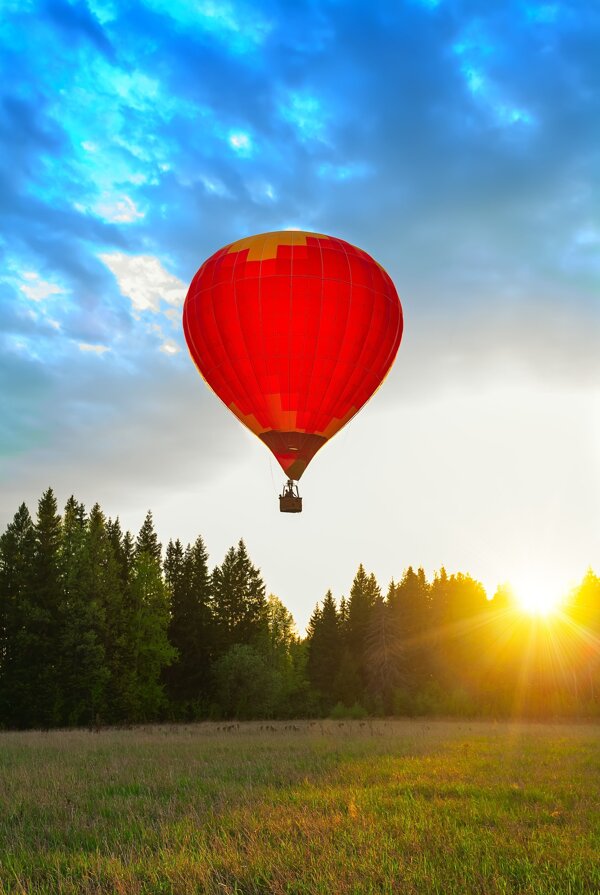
0;489;599;729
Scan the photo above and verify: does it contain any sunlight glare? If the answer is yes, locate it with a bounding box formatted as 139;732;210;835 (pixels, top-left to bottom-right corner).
510;573;566;617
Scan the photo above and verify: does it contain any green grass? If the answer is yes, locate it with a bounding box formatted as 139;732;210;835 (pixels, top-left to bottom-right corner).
0;719;599;894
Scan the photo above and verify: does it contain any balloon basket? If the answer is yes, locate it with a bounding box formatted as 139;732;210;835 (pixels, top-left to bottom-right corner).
279;495;303;513
279;480;302;513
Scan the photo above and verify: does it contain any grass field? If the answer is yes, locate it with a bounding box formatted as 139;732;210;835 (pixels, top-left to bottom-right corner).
0;719;599;894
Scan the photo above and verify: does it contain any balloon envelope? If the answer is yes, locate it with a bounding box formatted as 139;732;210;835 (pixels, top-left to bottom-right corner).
183;230;403;480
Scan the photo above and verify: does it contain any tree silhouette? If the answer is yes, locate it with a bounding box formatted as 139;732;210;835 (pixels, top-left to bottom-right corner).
211;540;267;652
165;535;214;714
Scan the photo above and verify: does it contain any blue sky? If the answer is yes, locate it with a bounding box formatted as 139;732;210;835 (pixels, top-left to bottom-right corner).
1;0;599;628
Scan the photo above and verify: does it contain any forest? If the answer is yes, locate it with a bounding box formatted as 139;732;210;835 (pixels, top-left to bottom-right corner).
0;489;599;729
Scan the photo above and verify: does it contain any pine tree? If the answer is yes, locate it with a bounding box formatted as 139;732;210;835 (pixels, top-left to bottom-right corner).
28;489;63;727
211;540;267;652
101;519;136;723
0;503;36;727
389;566;431;690
429;571;489;698
307;590;342;708
345;565;380;701
365;592;405;710
59;501;111;726
165;536;214;714
106;517;135;587
122;513;176;720
338;595;349;633
136;511;161;562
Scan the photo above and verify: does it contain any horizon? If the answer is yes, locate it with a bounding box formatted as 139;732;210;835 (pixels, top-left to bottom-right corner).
1;483;595;634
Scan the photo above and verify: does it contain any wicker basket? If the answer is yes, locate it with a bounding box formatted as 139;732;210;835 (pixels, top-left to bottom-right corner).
279;495;303;513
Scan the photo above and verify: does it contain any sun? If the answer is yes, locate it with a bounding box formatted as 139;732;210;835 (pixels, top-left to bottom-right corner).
510;573;566;617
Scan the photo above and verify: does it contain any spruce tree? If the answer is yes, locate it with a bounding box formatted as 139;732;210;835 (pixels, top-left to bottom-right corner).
136;511;161;562
389;566;431;690
100;518;137;723
307;590;342;708
211;540;267;652
365;592;405;710
0;503;35;727
59;501;111;725
165;536;214;714
29;489;63;727
345;564;380;702
449;572;495;699
123;513;176;720
106;517;135;587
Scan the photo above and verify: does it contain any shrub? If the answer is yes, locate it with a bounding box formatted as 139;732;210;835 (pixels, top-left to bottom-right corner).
330;701;367;720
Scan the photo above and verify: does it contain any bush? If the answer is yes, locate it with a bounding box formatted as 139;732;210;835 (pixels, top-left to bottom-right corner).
330;701;367;720
213;644;278;719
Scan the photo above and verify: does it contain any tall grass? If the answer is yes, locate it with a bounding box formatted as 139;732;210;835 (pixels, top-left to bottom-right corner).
0;719;599;893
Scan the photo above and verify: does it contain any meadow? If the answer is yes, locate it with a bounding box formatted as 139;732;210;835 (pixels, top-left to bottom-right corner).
0;719;599;894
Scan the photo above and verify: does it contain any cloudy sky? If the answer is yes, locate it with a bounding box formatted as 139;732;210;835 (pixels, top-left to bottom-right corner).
1;0;599;629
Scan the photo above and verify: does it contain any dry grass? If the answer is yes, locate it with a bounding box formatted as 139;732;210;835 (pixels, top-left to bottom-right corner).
0;718;599;894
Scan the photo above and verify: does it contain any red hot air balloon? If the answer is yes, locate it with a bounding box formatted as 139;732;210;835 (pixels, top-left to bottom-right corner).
183;230;403;512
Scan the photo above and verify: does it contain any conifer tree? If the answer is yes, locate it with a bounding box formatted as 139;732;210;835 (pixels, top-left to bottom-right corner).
365;592;405;710
344;565;380;701
123;513;176;720
164;538;185;593
389;566;431;690
59;501;110;725
106;517;135;587
165;536;214;714
338;595;349;633
347;566;379;653
99;518;137;722
211;540;267;651
29;488;63;727
307;590;342;708
0;503;35;727
429;571;488;696
136;511;161;562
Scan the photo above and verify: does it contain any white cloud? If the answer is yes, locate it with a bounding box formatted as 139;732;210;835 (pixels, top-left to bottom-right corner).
164;308;181;324
94;194;145;223
160;340;180;355
228;131;253;155
19;271;63;302
99;253;187;313
86;0;116;24
78;343;110;353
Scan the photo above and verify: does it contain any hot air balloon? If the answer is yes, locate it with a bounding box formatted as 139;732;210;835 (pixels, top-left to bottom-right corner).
183;230;403;512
